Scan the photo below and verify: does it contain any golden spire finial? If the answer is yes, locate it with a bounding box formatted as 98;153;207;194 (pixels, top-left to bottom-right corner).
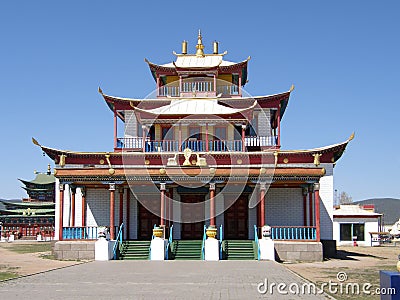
196;30;205;57
47;164;51;174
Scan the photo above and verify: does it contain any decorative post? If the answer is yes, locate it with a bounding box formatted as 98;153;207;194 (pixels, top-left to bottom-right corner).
160;183;166;226
109;183;116;240
302;187;308;226
156;74;160;96
241;124;246;152
314;183;321;242
81;187;86;227
59;183;64;241
260;183;266;226
119;187;124;226
209;183;216;226
308;184;314;226
70;186;76;227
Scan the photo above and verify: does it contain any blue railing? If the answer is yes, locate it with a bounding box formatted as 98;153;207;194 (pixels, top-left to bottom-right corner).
62;226;98;240
113;223;124;260
165;225;173;260
201;225;207;260
219;224;223;260
254;225;260;260
271;226;316;240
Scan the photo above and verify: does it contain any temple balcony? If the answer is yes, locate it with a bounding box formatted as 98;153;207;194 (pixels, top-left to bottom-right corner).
115;136;278;152
157;83;240;98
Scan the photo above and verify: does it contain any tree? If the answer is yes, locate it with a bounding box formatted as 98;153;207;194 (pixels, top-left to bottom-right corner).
339;191;353;204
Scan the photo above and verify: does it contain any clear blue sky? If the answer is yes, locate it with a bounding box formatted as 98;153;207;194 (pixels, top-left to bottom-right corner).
0;1;399;201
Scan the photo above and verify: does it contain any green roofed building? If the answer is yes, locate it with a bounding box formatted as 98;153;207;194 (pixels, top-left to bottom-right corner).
0;165;55;239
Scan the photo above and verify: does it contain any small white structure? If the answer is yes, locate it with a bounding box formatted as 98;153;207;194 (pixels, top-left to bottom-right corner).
204;238;219;261
259;225;275;261
150;237;167;260
333;205;382;246
95;237;116;260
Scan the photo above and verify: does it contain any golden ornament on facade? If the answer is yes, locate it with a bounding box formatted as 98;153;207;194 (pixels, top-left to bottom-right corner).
313;153;322;166
108;168;115;175
159;168;166;175
153;227;163;238
206;226;217;239
283;158;289;164
54;169;57;175
99;159;105;165
237;159;242;165
260;168;266;175
144;160;150;165
209;167;216;174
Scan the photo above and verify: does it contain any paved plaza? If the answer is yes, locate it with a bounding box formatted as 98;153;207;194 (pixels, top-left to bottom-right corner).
0;260;330;299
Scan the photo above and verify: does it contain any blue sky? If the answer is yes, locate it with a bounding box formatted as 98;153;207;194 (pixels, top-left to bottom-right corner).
0;1;399;201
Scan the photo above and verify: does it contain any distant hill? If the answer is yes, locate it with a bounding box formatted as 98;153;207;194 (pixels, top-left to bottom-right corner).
355;198;400;225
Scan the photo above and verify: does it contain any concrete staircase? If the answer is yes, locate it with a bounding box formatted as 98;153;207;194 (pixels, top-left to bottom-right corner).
223;240;257;260
119;240;150;260
171;240;202;260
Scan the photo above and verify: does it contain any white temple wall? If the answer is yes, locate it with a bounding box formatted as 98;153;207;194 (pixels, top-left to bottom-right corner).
319;164;334;240
86;188;110;228
265;188;304;226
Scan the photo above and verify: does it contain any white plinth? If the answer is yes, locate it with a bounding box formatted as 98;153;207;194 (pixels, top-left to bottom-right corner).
259;239;275;261
205;238;219;261
8;234;14;242
36;234;42;241
95;238;116;261
150;237;166;260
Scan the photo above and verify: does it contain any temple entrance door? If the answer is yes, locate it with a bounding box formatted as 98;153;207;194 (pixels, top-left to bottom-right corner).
138;200;160;240
224;194;249;239
180;194;205;239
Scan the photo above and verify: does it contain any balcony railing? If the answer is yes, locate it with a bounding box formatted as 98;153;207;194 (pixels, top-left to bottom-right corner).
217;85;239;95
270;226;317;240
157;83;239;97
116;136;278;152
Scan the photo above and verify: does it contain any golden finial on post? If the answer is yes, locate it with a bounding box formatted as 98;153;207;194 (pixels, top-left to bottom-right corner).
47;164;51;175
213;41;219;54
196;30;205;57
182;40;187;54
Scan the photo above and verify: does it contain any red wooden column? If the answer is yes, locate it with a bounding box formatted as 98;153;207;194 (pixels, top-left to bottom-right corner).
59;184;64;241
109;183;116;240
308;185;313;226
81;187;86;227
126;189;130;239
70;186;76;227
118;187;124;226
260;183;266;226
241;124;246;152
160;183;166;226
209;183;216;226
314;183;321;242
113;107;117;149
302;187;308;226
277;105;281;147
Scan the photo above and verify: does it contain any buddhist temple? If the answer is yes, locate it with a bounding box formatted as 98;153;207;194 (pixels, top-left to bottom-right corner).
33;32;352;261
0;165;55;239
